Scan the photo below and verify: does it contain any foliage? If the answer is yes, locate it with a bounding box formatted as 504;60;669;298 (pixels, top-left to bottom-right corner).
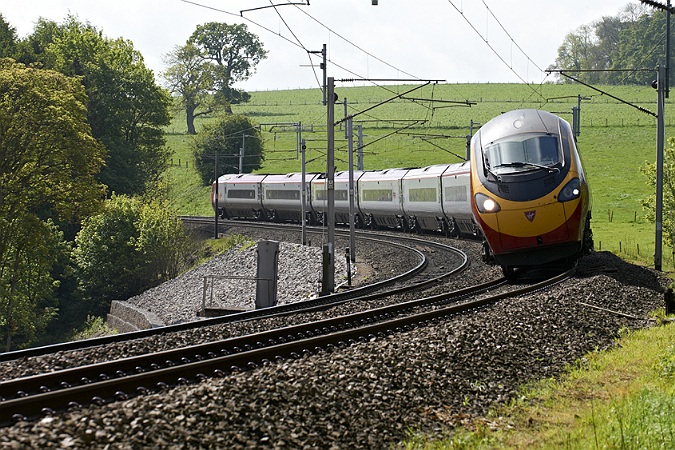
188;22;266;110
640;136;675;248
551;3;671;86
0;59;105;350
71;315;117;341
72;194;192;316
192;115;264;185
162;43;218;135
0;14;17;58
23;15;173;197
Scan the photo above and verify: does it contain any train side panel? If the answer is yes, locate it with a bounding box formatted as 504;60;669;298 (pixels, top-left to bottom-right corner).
213;173;267;220
401;165;447;232
310;170;365;225
261;173;320;222
440;162;476;236
358;168;410;229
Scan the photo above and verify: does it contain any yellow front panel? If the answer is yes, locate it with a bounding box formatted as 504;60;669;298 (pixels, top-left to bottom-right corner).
497;199;568;238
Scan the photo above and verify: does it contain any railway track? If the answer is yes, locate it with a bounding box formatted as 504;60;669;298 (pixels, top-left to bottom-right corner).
0;266;574;426
0;219;467;364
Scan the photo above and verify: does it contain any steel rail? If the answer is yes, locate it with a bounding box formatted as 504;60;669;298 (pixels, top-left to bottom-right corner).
0;267;574;426
1;225;463;363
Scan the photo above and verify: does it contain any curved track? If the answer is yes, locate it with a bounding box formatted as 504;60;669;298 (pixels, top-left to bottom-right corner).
0;266;574;426
1;219;467;364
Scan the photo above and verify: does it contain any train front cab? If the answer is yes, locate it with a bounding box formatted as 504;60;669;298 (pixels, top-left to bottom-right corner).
469;110;592;271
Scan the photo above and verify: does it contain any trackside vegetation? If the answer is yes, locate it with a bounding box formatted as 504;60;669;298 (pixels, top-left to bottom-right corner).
400;319;675;449
161;82;675;449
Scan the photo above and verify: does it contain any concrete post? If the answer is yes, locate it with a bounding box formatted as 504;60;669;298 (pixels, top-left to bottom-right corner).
255;241;279;309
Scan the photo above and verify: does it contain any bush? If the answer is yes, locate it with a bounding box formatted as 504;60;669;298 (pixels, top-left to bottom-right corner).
192;114;264;185
73;194;192;315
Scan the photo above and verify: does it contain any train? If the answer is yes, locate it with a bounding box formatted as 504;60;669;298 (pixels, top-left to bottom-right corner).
212;109;593;277
469;109;593;276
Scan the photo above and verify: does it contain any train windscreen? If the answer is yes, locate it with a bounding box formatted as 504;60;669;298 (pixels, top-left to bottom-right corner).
484;134;560;174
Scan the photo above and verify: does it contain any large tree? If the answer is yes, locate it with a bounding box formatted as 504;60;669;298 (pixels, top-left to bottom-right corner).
192;115;264;185
188;22;266;111
0;59;106;350
551;3;670;86
0;14;17;58
162;43;217;135
26;16;172;196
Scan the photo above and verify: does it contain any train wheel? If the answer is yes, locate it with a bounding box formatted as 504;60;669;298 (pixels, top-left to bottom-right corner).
502;265;519;281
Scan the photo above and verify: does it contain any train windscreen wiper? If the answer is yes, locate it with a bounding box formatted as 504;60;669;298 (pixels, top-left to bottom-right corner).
496;161;560;174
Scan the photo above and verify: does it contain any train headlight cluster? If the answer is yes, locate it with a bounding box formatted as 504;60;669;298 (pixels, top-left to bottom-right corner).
558;178;581;202
475;193;501;213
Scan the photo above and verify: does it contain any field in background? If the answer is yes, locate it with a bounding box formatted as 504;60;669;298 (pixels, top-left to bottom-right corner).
163;83;675;269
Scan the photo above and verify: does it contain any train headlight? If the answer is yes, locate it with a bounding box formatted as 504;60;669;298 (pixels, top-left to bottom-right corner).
558;178;581;202
475;193;501;213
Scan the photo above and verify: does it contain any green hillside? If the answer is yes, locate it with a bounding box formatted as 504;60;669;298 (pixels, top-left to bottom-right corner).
164;82;674;269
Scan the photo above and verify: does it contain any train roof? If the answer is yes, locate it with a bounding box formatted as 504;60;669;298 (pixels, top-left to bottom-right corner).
477;109;564;145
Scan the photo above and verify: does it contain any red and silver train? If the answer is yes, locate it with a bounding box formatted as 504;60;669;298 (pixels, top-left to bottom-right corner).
470;109;593;275
212;109;593;276
212;162;477;237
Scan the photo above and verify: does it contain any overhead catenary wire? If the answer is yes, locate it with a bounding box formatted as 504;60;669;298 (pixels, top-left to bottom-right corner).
445;0;546;102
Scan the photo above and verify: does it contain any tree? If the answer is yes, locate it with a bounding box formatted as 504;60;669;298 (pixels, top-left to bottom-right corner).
162;43;218;135
25;16;172;196
73;195;192;316
192;115;264;185
0;59;106;350
551;4;670;86
0;14;17;58
641;137;675;254
188;22;266;110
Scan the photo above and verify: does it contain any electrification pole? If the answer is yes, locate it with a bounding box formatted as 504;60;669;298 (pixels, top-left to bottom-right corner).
321;76;336;295
301;138;307;246
656;65;666;270
214;151;219;239
347;115;356;263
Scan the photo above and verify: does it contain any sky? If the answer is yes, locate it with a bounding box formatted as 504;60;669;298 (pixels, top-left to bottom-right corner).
0;0;633;92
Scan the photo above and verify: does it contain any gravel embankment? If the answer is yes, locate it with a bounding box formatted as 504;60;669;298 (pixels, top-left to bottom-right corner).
1;249;669;449
126;241;350;326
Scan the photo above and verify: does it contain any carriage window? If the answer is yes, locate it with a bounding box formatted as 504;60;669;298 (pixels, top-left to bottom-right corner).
315;189;348;201
408;188;437;202
266;190;300;200
445;185;467;202
484;134;560;173
227;189;256;199
362;189;393;202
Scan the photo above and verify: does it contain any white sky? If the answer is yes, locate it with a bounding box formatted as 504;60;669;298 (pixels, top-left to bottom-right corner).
0;0;632;91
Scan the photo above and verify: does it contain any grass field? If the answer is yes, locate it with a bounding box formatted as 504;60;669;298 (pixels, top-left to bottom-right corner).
163;82;675;269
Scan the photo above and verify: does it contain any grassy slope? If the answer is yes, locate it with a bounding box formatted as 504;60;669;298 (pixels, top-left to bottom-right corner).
163;83;675;448
165;82;674;268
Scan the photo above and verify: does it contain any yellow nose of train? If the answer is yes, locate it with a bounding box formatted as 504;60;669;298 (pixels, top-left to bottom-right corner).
469;109;591;268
